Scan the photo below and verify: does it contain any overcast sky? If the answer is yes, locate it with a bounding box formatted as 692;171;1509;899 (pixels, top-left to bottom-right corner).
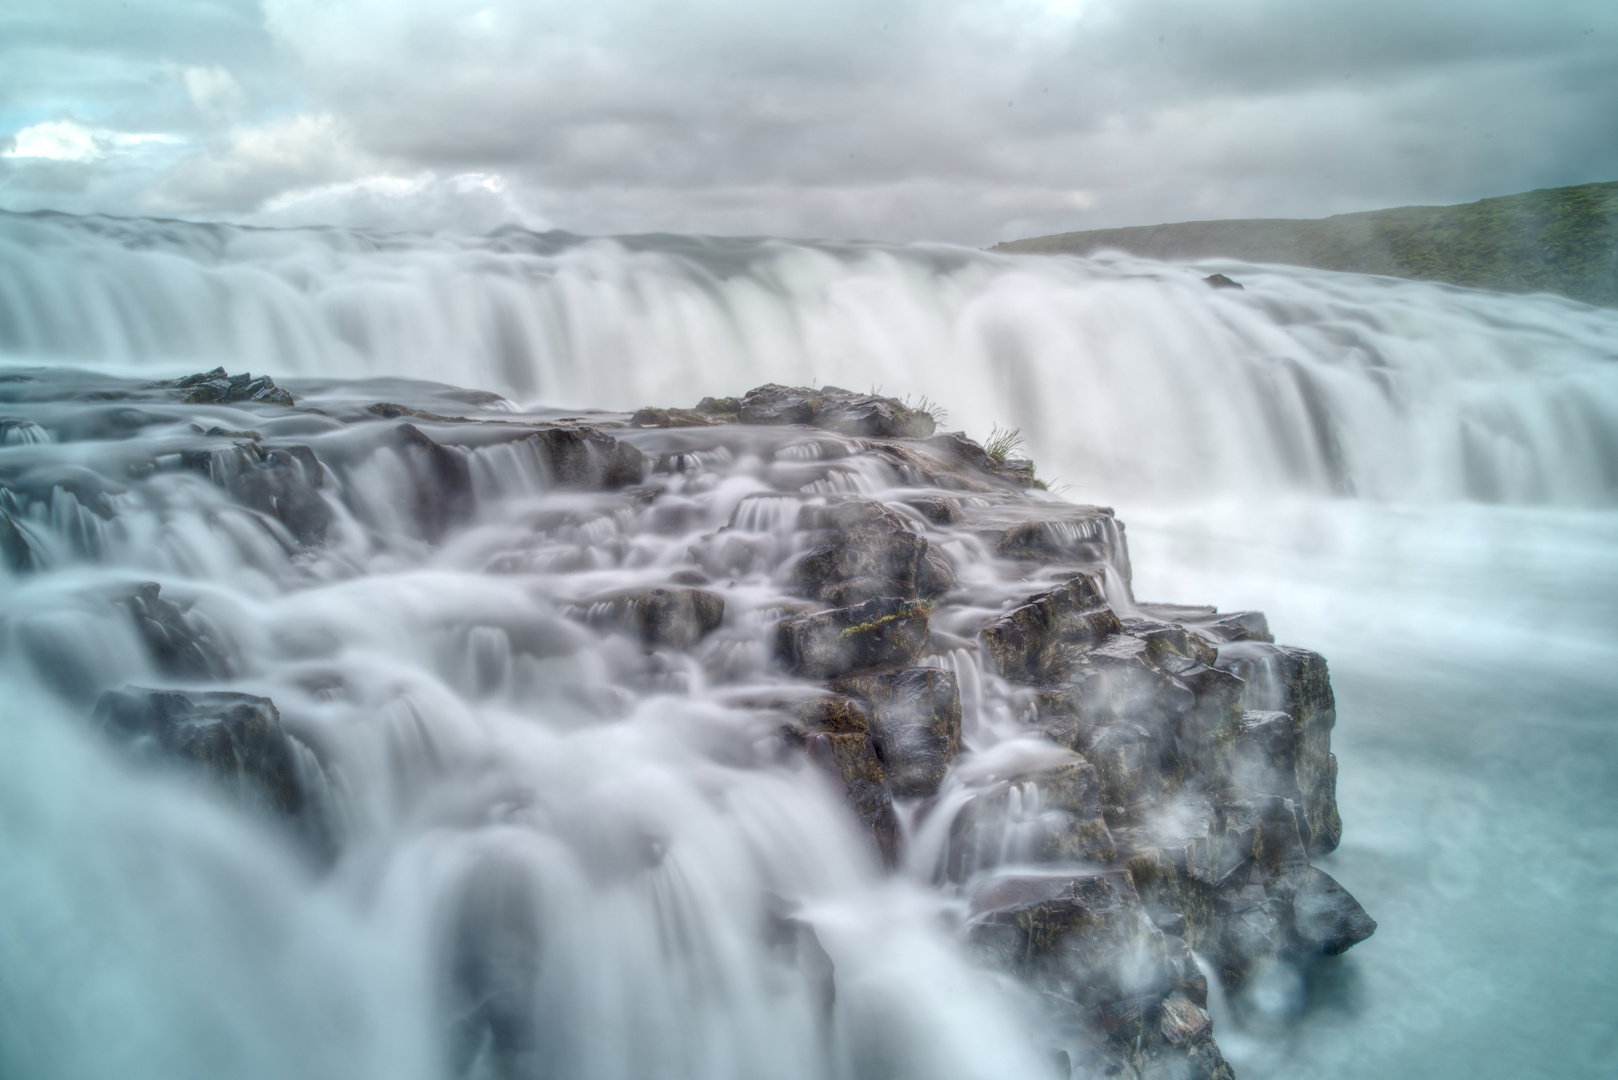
1;0;1613;243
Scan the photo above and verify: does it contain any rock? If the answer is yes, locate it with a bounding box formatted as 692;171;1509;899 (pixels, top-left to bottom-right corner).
156;367;295;406
119;582;232;680
1215;643;1342;855
946;759;1116;879
181;438;332;545
967;507;1128;567
1291;867;1377;955
1203;273;1244;290
630;406;717;428
830;667;962;798
525;426;646;489
981;574;1121;682
778;693;901;865
969;870;1170;1007
445;854;543;1075
396;423;474;541
93;687;308;818
791;499;943;605
1158;990;1212;1046
724;384;936;438
775;596;931;679
0;500;37;572
591;587;724;648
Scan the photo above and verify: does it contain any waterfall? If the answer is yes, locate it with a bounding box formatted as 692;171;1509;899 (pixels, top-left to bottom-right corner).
3;210;1618;1080
4;209;1616;505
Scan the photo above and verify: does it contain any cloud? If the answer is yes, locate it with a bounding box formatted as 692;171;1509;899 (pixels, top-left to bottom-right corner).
1;0;1615;240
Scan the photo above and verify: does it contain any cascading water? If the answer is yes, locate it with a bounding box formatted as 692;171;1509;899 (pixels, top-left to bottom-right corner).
3;209;1617;1080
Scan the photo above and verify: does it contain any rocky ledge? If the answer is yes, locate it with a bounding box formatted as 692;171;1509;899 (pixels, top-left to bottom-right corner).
4;372;1373;1079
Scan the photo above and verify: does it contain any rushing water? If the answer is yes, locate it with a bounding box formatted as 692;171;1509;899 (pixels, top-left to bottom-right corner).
2;209;1616;1080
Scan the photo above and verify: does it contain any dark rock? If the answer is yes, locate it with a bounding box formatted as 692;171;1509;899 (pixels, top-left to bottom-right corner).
93;687;308;818
729;384;936;438
830;667;962;798
156;367;295;406
630;406;718;428
445;854;543;1076
182;438;332;545
1291;867;1377;955
1203;273;1244;290
119;582;232;680
1158;990;1212;1046
969;871;1170;1006
791;499;936;605
946;760;1116;879
775;596;931;679
592;587;724;648
526;426;646;489
1215;643;1342;855
778;694;901;866
0;499;37;572
396;423;474;541
981;573;1120;682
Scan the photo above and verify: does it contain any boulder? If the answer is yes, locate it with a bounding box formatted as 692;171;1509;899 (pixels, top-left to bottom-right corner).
525;426;646;488
722;384;937;438
93;687;308;818
969;871;1171;1007
592;587;724;649
182;439;332;545
791;500;945;605
945;759;1116;880
775;596;931;679
777;693;901;866
1291;867;1377;956
1215;643;1342;855
119;582;232;680
830;667;962;798
396;423;474;541
156;367;295;406
980;573;1120;682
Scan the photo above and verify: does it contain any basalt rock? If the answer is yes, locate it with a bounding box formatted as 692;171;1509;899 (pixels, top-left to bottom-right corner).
525;426;646;489
648;384;937;438
590;587;724;649
182;438;332;545
155;367;295;406
92;687;324;837
944;759;1116;880
775;693;902;865
981;573;1120;681
791;499;951;605
119;582;232;680
830;666;962;798
775;596;931;679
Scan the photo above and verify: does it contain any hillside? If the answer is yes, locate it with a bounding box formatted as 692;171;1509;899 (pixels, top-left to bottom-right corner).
994;181;1618;308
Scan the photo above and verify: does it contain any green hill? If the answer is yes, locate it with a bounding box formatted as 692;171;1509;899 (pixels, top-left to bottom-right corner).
993;181;1618;308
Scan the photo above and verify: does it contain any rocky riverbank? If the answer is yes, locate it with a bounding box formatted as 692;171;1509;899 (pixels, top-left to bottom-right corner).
1;371;1373;1079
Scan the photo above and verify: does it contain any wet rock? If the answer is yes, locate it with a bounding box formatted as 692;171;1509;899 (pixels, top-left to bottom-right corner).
0;499;37;572
946;759;1116;879
981;573;1121;682
774;596;931;679
777;693;902;865
968;507;1127;566
526;426;646;489
155;367;295;406
1291;867;1377;956
93;687;308;818
724;384;937;437
593;587;724;648
1203;273;1244;290
830;667;962;797
791;499;943;605
182;438;332;545
1216;643;1342;855
445;855;543;1077
630;406;718;428
969;870;1170;1007
396;423;474;541
119;582;232;680
1158;990;1212;1046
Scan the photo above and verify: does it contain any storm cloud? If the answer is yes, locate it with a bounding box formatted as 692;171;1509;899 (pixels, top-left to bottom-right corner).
2;0;1614;242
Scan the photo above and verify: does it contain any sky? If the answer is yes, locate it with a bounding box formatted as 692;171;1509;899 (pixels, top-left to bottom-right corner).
1;0;1614;244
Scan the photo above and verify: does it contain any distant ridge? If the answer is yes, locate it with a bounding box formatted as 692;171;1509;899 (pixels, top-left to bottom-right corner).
994;181;1618;308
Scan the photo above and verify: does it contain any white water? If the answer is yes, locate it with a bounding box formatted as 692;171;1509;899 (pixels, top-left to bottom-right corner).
3;210;1618;1080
